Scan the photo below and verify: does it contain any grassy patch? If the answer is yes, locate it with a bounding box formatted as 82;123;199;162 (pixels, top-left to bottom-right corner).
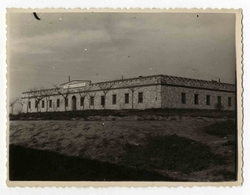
205;120;236;137
10;120;236;181
120;134;227;174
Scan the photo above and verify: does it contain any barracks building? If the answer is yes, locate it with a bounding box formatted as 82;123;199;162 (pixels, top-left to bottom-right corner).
21;74;236;113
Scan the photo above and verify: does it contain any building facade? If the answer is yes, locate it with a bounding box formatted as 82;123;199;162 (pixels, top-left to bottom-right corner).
21;75;236;113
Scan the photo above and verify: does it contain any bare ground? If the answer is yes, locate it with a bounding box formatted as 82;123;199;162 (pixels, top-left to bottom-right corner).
9;117;236;181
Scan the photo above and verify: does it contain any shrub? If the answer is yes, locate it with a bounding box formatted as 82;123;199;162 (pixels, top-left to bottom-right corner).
205;120;236;137
121;134;227;174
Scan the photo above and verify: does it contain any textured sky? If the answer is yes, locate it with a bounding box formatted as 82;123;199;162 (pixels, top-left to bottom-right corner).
8;12;236;102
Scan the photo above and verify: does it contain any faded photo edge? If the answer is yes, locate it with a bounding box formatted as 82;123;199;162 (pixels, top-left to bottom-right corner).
5;8;243;187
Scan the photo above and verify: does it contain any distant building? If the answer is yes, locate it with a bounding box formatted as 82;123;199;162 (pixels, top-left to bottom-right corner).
21;75;236;113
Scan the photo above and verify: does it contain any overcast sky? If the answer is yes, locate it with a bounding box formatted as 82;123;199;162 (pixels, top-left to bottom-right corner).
8;12;236;101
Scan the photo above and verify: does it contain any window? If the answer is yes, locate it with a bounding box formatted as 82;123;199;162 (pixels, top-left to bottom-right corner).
35;100;38;108
112;94;117;105
57;99;60;107
125;93;129;104
90;96;94;106
49;100;52;108
42;100;45;108
206;95;210;105
194;94;199;105
28;101;31;109
101;95;105;106
228;97;232;107
138;92;143;103
80;97;85;106
65;98;68;107
181;93;186;104
217;96;221;106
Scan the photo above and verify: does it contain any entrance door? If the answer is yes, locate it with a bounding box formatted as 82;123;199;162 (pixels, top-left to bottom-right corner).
72;96;77;111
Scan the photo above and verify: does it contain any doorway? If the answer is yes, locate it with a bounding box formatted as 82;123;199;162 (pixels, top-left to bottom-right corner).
72;96;77;111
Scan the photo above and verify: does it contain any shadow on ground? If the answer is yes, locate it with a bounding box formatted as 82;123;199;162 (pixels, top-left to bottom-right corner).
121;134;229;174
9;144;179;181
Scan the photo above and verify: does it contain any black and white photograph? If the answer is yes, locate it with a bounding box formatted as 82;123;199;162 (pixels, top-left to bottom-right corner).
6;9;242;185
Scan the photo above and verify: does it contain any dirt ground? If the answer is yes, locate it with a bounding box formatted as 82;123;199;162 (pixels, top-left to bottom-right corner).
9;117;236;181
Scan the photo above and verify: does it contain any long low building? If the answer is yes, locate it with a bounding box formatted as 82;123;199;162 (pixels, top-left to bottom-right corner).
21;74;236;113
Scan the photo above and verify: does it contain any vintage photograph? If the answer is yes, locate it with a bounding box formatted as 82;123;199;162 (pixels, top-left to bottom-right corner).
7;9;242;186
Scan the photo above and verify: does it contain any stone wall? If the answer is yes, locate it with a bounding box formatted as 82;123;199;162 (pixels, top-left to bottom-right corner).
21;74;236;113
22;84;161;113
161;85;235;110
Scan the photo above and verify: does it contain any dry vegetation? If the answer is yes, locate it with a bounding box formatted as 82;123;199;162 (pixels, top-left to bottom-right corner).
9;117;236;181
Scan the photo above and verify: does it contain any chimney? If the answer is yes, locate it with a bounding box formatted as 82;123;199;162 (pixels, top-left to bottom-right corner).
68;76;70;82
122;75;123;80
219;79;220;83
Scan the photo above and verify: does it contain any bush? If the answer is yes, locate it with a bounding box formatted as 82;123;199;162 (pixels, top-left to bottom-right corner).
205;120;236;137
121;134;228;174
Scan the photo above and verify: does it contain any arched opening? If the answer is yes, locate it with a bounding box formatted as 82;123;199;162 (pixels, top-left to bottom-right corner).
71;96;77;111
